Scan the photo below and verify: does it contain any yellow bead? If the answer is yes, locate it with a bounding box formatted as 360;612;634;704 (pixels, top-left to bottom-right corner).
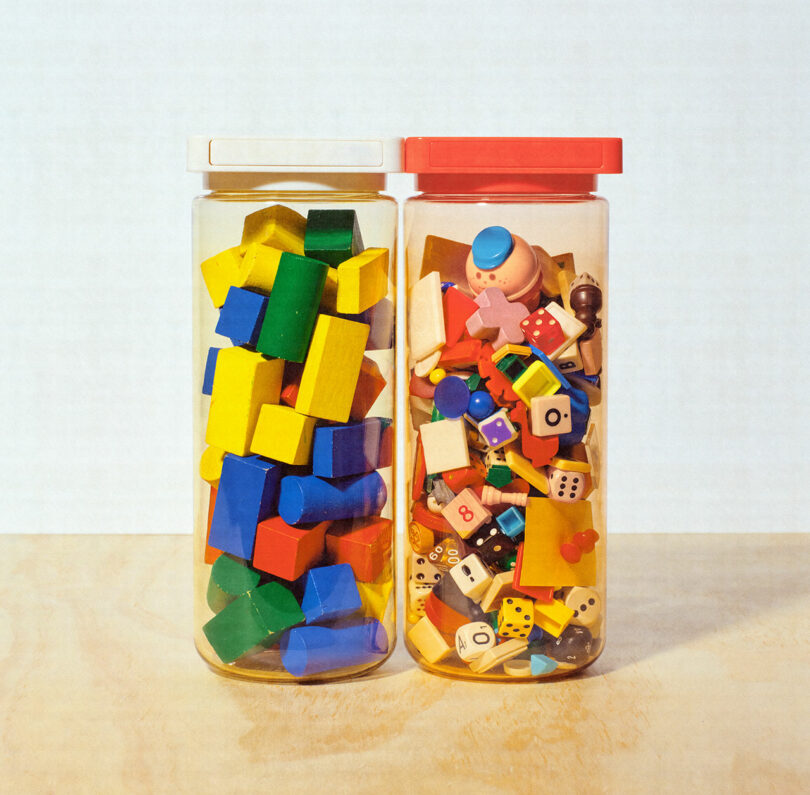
428;368;446;385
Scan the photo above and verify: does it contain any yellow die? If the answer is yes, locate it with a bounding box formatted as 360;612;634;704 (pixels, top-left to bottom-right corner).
497;597;535;639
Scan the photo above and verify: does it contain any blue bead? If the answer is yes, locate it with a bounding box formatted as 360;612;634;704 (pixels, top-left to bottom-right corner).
471;226;514;271
468;390;495;420
433;375;471;419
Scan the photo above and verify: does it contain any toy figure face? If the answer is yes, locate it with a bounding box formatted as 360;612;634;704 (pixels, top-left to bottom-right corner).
465;227;541;304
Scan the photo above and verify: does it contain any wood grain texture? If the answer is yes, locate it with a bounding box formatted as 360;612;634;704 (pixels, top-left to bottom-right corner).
0;534;808;794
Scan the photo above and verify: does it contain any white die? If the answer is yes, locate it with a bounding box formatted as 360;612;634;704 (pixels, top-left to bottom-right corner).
547;466;587;502
449;553;494;602
563;587;602;630
408;580;433;616
455;621;496;661
530;394;572;437
411;552;442;587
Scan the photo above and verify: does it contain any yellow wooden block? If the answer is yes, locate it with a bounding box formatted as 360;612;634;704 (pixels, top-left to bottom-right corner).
520;498;597;588
199;446;226;486
200;247;243;308
235;243;284;293
513;360;561;405
295;315;370;422
504;445;549;493
205;347;285;456
336;247;389;314
357;576;393;619
533;599;575;638
319;266;339;312
491;344;532;364
408;616;451;664
241;204;306;254
250;404;316;465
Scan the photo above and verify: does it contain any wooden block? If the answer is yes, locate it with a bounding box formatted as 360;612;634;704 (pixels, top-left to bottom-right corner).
468;637;528;673
579;327;602;375
479;570;521;612
312;418;383;479
533;599;576;638
533;248;576;299
304;209;363;267
234;243;284;293
199;446;225;486
336;247;389;314
252;516;329;581
419;419;470;474
319;266;339;313
358;575;394;620
419;234;471;287
350;356;387;421
296;315;370;422
206;553;261;614
215;287;269;347
408;616;452;664
256;252;329;363
200;246;243;308
205;347;284;456
301;563;362;624
520;498;596;587
278;471;386;525
204;486;221;565
408;271;446;362
325;516;392;582
241;204;306;254
441;488;492;538
250;404;316;466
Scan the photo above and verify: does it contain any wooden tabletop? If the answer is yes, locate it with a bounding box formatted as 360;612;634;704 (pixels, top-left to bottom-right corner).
1;533;808;794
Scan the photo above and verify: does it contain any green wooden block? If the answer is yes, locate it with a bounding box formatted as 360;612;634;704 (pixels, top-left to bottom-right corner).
486;465;513;489
206;554;261;614
304;209;363;267
256;252;329;362
202;582;305;664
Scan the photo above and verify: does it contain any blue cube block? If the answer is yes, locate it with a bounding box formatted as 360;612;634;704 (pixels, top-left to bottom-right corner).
216;286;269;347
311;418;383;479
202;347;220;396
208;454;280;559
300;563;362;624
496;506;525;539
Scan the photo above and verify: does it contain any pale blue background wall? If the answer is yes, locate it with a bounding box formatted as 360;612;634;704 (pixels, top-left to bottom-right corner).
1;0;808;533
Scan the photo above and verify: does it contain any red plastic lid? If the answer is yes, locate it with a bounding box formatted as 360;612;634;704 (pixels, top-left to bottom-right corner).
404;137;622;193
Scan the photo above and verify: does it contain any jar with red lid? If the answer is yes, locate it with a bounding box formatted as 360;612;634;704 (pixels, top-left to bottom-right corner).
402;137;622;680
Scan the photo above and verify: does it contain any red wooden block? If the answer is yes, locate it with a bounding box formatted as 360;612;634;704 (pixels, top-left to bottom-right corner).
252;516;330;581
477;343;519;404
325;516;392;582
412;436;428;500
204;486;222;565
510;401;559;468
439;338;483;369
444;286;479;347
443;465;486;494
350;356;387;420
513;543;554;602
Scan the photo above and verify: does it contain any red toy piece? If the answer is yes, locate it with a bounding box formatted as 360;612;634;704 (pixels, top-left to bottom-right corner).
443;286;479;347
477;343;519;404
410;371;436;399
325;516;393;582
252;516;330;581
412;436;428;500
510;401;559;468
412;498;452;534
350;356;387;421
439;338;483;369
512;544;554;602
443;465;486;493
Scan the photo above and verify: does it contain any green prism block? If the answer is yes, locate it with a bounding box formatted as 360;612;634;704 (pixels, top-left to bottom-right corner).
206;554;261;614
203;582;304;664
465;373;483;392
431;405;446;422
256;252;329;362
486;465;513;488
304;209;364;267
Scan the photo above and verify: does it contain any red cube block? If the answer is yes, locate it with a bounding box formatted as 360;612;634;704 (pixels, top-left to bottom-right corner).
325;516;392;582
252;516;330;581
520;307;567;355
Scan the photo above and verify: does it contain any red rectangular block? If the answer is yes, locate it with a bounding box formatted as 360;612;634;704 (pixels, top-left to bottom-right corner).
325;516;392;582
252;516;330;581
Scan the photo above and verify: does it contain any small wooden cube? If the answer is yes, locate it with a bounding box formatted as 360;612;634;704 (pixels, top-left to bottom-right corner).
498;597;535;639
441;487;492;538
408;616;452;664
449;553;493;602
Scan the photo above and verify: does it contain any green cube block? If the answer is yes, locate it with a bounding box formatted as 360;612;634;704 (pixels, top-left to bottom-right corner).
486;465;513;489
256;252;329;362
304;209;363;267
206;554;261;614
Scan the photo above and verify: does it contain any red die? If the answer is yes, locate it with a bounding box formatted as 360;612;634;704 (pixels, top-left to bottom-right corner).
520;307;567;355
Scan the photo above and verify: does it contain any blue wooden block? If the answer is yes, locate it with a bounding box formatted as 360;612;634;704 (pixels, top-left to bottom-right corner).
215;286;269;347
300;563;362;624
311;418;383;479
280;619;388;677
208;454;280;559
202;347;220;396
278;471;386;525
496;506;525;539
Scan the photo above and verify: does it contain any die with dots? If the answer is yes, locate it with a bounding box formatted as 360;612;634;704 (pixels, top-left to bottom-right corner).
441;487;492;538
455;621;497;662
498;597;535;639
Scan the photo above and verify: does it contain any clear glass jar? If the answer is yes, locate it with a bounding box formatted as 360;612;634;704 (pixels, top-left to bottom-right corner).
402;137;622;681
189;138;400;681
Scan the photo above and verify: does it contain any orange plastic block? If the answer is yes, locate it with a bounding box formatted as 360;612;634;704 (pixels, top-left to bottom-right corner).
443;465;486;493
443;286;479;346
204;486;221;565
325;517;392;582
478;343;519;404
521;499;597;587
412;498;452;534
252;517;330;581
425;591;473;642
350;356;387;421
439;338;483;369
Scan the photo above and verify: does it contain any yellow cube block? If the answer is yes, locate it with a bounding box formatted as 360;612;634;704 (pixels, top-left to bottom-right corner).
205;347;284;456
533;599;576;638
200;247;243;308
241;204;306;254
250;404;316;466
336;247;389;314
235;243;283;293
513;360;561;405
408;616;451;664
520;498;596;588
199;446;226;485
357;576;393;620
295;315;370;422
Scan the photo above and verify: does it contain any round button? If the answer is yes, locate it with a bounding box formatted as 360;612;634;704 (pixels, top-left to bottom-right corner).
471;226;514;270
